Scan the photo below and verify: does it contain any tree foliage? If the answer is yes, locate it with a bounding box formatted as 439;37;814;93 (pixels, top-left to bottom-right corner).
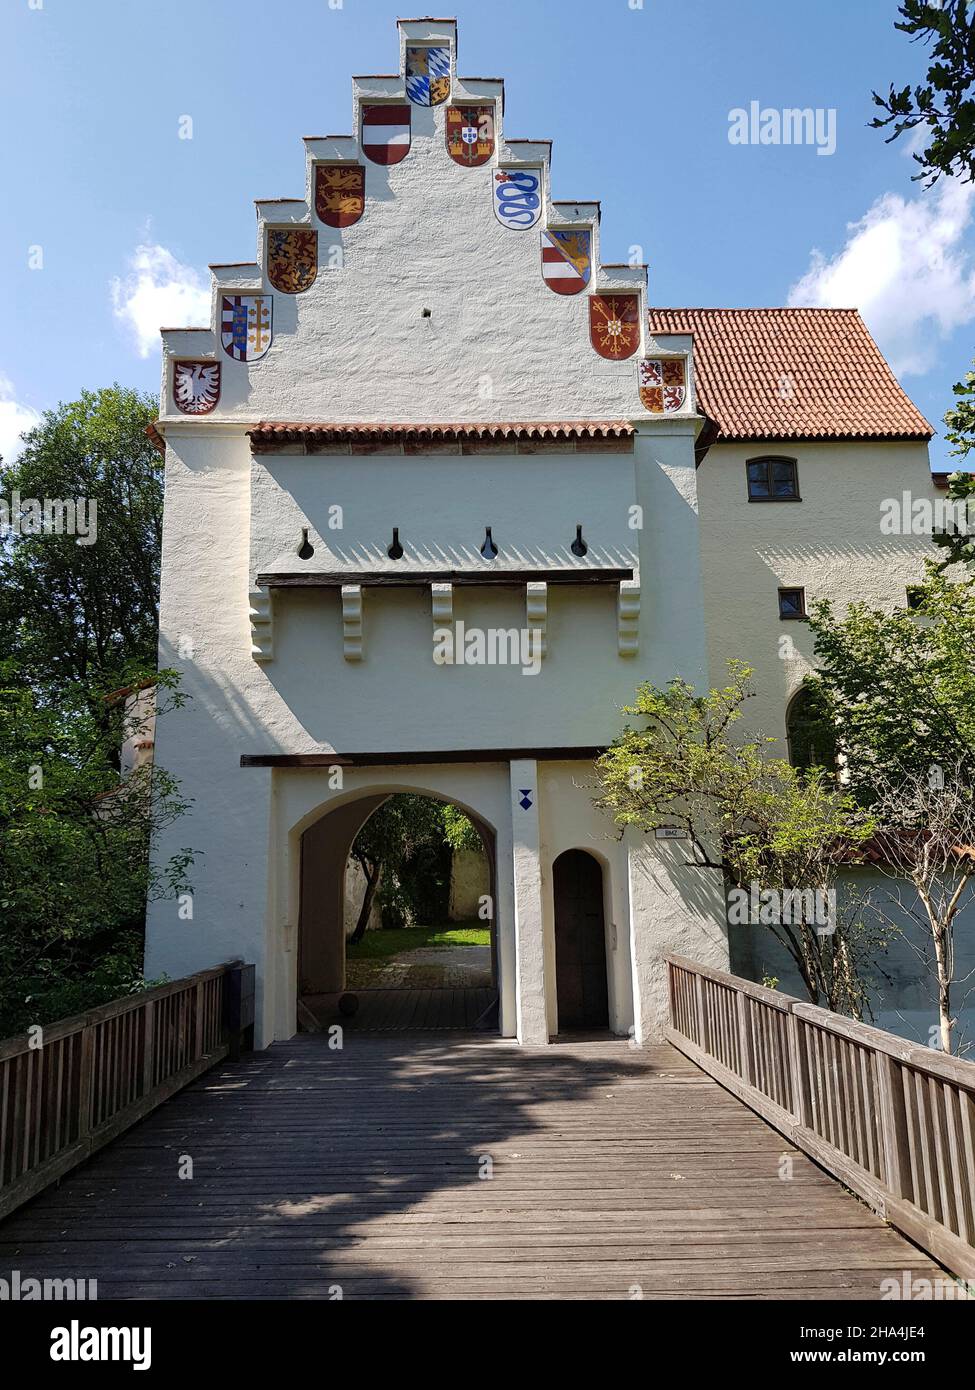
594;662;875;1013
348;796;480;942
804;569;975;799
936;366;975;571
0;386;162;701
0;665;192;1035
871;1;975;185
0;386;188;1036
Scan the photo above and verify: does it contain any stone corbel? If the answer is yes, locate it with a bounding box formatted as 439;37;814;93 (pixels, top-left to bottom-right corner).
249;587;274;662
618;577;640;656
341;584;363;661
431;582;454;664
526;581;548;659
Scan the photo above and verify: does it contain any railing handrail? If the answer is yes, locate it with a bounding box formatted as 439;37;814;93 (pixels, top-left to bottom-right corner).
0;964;233;1063
0;960;255;1223
666;952;975;1083
665;953;975;1283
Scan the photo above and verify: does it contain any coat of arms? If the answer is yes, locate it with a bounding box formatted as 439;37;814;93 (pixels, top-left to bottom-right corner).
267;229;318;294
541;229;591;295
639;357;687;412
221;295;273;362
493;168;542;230
446;105;494;166
588;294;640;359
315;164;365;227
173;361;220;415
405;45;450;106
361;104;411;165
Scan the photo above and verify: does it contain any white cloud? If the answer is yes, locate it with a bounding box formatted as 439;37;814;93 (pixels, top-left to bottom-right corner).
788;179;975;376
0;374;41;463
110;243;210;358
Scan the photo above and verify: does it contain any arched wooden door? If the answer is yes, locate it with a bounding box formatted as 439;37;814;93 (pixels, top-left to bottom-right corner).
552;849;609;1031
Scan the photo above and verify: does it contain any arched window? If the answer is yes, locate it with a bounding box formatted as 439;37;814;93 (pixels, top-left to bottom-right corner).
786;688;836;773
746;456;800;501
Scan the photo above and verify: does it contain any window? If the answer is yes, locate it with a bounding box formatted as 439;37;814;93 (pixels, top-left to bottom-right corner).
786;688;836;773
778;587;806;620
906;585;925;611
747;456;800;501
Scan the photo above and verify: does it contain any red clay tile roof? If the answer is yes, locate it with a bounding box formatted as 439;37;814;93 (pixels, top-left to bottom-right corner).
646;308;933;443
247;421;634;451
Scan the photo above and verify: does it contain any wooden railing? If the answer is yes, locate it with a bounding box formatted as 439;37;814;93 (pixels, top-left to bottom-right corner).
667;954;975;1281
0;961;255;1222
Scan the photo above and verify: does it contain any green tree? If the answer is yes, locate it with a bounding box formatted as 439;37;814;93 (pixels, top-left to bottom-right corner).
804;569;975;797
936;366;975;571
0;664;192;1035
594;663;875;1013
0;386;161;702
348;796;449;943
871;1;975;186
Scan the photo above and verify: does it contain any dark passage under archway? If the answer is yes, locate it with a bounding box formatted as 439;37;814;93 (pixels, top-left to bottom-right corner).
553;849;609;1031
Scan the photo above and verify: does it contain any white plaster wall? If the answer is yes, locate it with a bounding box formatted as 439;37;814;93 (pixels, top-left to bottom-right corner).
250;449;637;580
448;848;490;920
156;67;660;424
627;837;730;1041
697;440;938;741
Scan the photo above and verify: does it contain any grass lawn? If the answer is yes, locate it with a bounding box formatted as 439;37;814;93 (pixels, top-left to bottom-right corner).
347;921;489;962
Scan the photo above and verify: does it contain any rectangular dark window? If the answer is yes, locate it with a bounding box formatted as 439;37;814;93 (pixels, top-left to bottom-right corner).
747;456;800;501
906;585;925;611
778;587;806;620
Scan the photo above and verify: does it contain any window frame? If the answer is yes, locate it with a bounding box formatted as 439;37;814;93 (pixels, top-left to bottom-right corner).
778;586;807;621
746;455;801;503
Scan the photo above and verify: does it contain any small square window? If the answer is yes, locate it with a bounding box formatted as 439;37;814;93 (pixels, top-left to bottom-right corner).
778;587;806;620
906;585;925;611
747;457;800;502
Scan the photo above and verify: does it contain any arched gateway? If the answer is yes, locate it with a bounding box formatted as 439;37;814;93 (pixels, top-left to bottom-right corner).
298;787;499;1018
143;17;732;1048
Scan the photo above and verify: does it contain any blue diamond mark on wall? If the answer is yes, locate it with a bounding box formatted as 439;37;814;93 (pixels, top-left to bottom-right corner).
518;790;533;811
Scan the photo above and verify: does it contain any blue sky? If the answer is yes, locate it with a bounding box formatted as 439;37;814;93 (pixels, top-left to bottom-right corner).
2;0;972;470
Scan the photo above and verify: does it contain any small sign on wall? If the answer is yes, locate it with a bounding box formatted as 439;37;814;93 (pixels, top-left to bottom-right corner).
654;826;689;840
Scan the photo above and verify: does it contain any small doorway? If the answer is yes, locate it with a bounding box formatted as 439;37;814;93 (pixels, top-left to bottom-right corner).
552;849;609;1031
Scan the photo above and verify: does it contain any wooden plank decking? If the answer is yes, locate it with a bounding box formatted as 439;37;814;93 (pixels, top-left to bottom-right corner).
0;1034;948;1300
302;987;496;1032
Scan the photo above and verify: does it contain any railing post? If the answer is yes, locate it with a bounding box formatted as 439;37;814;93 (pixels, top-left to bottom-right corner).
142;1000;155;1097
786;1007;810;1127
77;1022;95;1143
223;962;256;1062
875;1050;908;1199
194;980;206;1060
694;972;708;1052
735;989;753;1087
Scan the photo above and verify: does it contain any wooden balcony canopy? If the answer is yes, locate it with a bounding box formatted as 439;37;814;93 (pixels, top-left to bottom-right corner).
255;567;634;589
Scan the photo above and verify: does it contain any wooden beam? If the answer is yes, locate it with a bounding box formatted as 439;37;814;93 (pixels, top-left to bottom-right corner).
240;747;604;768
255;567;633;589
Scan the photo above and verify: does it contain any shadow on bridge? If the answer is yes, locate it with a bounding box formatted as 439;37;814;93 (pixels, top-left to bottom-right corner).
0;1033;946;1299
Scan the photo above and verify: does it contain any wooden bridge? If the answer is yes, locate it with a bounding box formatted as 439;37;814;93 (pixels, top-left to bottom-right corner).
0;958;972;1300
